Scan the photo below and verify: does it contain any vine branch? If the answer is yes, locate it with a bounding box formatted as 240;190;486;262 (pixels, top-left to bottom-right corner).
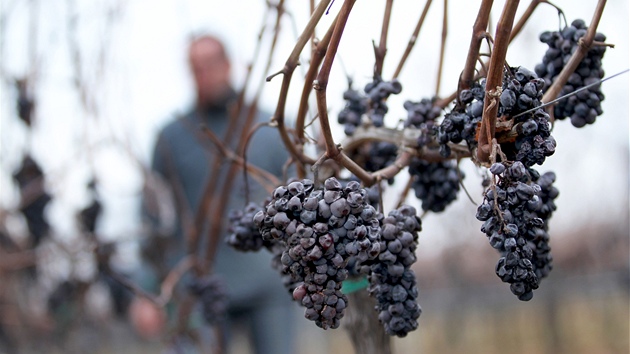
313;0;357;160
202;0;287;273
509;0;543;42
477;0;520;164
458;0;494;108
393;0;433;79
294;16;339;178
435;0;448;96
374;0;394;77
267;0;332;169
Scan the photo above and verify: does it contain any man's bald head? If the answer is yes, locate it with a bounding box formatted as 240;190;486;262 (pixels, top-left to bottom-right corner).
188;35;232;108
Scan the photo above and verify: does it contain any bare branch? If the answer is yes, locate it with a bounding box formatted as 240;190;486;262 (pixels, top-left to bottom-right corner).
199;126;281;192
392;0;433;79
435;0;448;96
314;0;357;160
369;150;412;185
268;0;333;169
155;256;194;306
203;0;287;273
294;16;339;178
0;250;36;273
373;0;394;77
103;266;161;306
395;176;414;209
509;0;543;42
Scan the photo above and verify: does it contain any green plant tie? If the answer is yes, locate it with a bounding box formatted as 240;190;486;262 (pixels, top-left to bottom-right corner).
341;276;369;294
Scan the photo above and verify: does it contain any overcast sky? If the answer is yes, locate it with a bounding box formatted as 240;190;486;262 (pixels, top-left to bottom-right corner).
1;0;628;268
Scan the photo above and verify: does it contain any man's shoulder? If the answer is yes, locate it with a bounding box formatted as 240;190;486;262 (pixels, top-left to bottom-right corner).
157;110;196;139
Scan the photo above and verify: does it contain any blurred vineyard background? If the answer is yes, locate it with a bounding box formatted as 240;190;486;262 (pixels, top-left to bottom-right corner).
3;223;627;353
1;0;628;353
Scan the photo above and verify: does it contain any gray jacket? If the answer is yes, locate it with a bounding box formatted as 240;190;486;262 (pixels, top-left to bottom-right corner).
144;99;290;308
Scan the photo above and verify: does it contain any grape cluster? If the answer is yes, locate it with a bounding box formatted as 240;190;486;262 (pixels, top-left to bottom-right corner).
78;180;102;234
338;76;403;131
47;280;79;313
403;98;442;148
189;275;228;325
367;205;422;337
254;177;382;329
535;19;607;127
438;66;556;167
476;161;555;301
338;84;368;136
364;77;403;127
13;155;43;188
226;202;270;252
437;81;486;157
339;77;402;184
365;142;398;173
404;98;442;128
78;199;102;234
408;158;463;213
354;141;398;185
16;79;34;126
13;155;51;246
499;66;557;167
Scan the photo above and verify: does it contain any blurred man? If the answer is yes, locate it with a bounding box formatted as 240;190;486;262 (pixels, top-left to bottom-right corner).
132;34;295;354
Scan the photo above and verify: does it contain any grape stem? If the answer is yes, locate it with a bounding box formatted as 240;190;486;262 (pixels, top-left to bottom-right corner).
311;151;329;187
